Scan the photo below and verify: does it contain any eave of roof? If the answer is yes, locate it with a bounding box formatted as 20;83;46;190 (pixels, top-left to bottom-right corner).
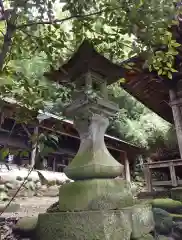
119;57;173;123
0;98;142;153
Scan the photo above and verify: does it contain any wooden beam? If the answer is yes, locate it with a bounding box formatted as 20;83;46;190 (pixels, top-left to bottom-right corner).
170;98;182;107
169;162;177;187
53;157;56;172
169;89;182;158
124;152;131;182
0;133;28;149
153;180;172;186
144;166;152;192
153;180;182;186
40;125;127;153
145;159;182;168
0;112;4;127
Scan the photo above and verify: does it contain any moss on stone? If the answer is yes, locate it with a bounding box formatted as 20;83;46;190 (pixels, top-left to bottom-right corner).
132;234;155;240
131;204;154;239
152;208;173;235
64;148;123;180
171;187;182;201
151;198;182;214
36;210;132;240
170;213;182;221
37;203;154;240
156;236;169;240
59;179;134;211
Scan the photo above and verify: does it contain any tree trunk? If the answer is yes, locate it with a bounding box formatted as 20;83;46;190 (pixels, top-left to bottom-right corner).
169;89;182;158
30;126;39;167
0;8;17;71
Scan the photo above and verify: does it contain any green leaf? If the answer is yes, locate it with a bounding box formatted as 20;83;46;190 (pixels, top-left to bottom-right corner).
49;134;59;143
172;20;179;26
166;62;172;68
1;148;9;160
39;143;45;153
118;78;126;84
20;151;29;158
168;72;172;79
0;76;13;86
40;146;54;157
171;68;177;73
123;64;132;70
172;42;181;47
158;69;163;75
127;62;135;66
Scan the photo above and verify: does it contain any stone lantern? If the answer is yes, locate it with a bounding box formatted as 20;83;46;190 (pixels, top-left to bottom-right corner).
36;41;155;240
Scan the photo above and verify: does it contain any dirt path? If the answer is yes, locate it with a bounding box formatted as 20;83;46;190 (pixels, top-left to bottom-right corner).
1;197;58;218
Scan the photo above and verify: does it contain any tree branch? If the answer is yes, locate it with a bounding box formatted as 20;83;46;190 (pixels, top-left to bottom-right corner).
0;0;30;71
0;12;17;71
16;9;108;29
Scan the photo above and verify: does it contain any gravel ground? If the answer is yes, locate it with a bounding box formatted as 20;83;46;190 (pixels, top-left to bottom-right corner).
0;197;58;240
2;196;58;218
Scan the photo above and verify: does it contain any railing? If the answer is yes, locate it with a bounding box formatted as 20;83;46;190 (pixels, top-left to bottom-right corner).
144;159;182;191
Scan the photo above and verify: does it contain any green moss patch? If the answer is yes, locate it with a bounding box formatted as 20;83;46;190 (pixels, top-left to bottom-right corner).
151;198;182;214
59;179;134;211
170;213;182;221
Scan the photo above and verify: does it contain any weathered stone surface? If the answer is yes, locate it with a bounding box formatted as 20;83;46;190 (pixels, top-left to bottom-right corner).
59;179;134;211
35;181;41;189
44;186;59;197
64;115;123;180
13;216;38;232
132;234;155;240
157;236;170;240
36;210;132;240
0;166;70;198
0;184;6;191
24;181;35;191
46;201;59;213
171;187;182;201
153;208;173;235
131;203;154;239
5;182;14;189
0;191;9;201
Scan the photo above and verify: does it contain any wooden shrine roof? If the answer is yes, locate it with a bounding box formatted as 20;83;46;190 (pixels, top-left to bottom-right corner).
120;22;182;124
120;56;173;123
0;99;142;159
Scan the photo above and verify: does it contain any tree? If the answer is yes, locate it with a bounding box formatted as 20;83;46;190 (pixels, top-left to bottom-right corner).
0;0;178;152
108;83;174;150
0;0;180;78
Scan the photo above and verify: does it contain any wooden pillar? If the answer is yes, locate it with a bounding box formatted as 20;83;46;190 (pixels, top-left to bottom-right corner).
144;165;152;192
169;89;182;158
169;162;177;187
100;81;108;99
30;126;38;168
53;157;56;172
123;152;131;182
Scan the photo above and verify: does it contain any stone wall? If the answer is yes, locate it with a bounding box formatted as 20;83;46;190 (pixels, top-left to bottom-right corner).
0;164;72;201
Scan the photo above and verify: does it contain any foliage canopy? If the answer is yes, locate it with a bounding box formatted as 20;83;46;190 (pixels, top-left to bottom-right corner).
0;0;178;151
